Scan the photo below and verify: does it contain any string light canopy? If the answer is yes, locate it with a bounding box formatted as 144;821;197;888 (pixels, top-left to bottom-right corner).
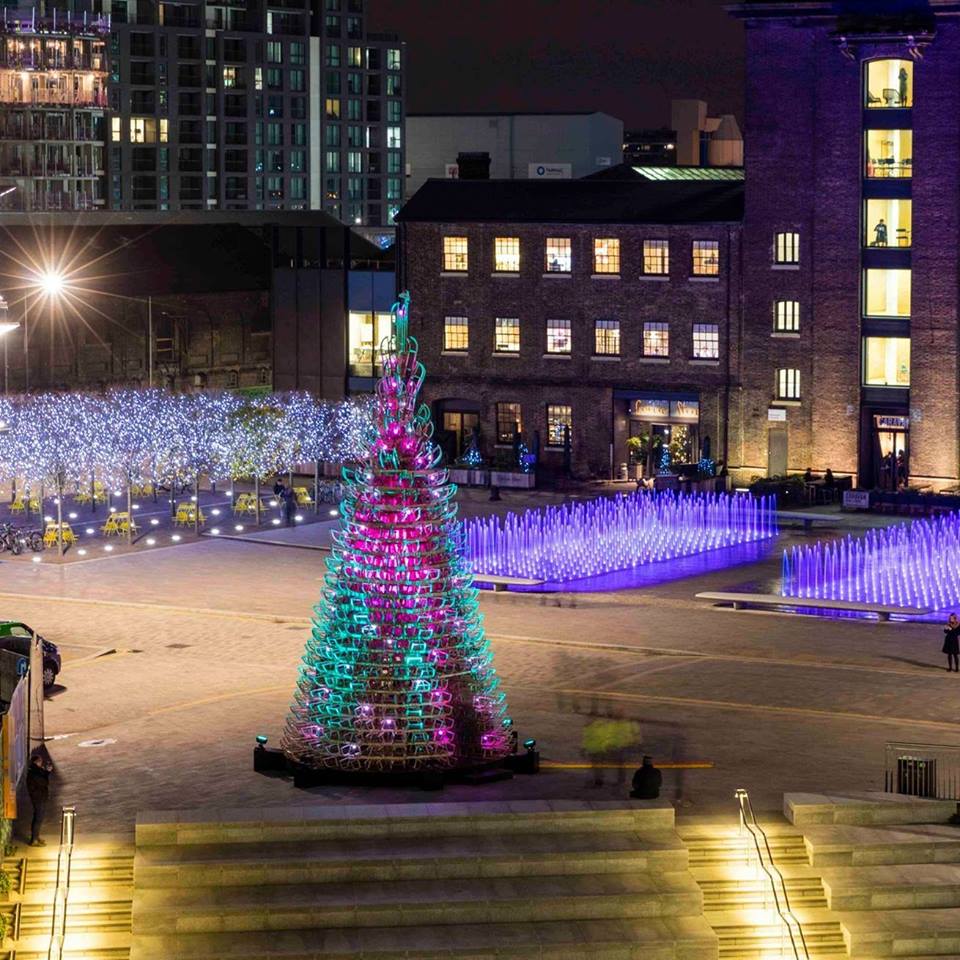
282;292;512;778
0;389;372;491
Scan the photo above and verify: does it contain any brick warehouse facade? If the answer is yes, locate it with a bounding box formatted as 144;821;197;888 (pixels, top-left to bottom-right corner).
397;178;744;479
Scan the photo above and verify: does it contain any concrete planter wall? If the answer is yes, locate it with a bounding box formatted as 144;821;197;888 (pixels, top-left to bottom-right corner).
491;470;536;489
449;468;491;486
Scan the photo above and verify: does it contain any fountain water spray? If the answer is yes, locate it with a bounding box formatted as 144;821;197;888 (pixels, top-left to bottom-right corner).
464;491;776;583
782;514;960;612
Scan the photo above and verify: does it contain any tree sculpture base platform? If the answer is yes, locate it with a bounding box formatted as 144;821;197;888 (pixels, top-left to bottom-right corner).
255;746;539;791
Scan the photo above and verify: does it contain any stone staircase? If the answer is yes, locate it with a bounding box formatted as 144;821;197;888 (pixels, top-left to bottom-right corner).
678;819;845;960
0;838;133;960
785;792;960;960
129;800;719;960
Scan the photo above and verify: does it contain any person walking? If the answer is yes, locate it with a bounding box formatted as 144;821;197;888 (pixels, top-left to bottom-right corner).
282;484;296;527
26;749;53;846
631;755;663;799
943;614;960;672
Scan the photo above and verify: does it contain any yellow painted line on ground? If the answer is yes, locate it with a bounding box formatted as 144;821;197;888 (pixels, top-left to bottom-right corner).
552;686;960;733
542;761;713;770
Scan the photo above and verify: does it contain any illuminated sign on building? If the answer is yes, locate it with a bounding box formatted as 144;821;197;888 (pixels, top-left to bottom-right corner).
631;398;699;421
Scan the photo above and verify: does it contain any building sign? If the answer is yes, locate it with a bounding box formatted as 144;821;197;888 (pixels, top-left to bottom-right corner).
671;400;699;421
595;156;612;166
874;415;909;431
632;398;699;421
528;163;572;179
843;490;871;510
767;408;787;422
444;163;459;179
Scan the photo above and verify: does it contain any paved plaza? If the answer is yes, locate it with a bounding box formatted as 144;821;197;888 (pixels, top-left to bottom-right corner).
0;502;954;840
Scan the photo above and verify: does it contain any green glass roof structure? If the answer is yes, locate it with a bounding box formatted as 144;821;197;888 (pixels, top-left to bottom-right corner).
631;166;745;181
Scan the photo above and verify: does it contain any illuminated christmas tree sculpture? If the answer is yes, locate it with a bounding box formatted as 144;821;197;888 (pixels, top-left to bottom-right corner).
282;293;511;774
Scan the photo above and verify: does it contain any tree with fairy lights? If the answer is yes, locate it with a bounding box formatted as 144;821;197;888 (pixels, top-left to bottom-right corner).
282;292;511;774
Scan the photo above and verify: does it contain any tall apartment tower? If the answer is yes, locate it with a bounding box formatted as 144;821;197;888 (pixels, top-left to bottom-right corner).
106;0;403;224
730;0;958;490
0;6;108;211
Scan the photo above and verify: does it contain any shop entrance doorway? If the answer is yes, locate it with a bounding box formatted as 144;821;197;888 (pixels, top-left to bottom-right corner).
872;414;909;490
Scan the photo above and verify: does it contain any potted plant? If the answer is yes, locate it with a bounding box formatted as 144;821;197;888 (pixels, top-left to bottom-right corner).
626;434;649;481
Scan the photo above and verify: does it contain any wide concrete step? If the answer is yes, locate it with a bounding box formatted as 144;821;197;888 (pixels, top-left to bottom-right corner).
6;930;131;960
709;909;845;958
822;863;960;910
678;825;809;866
129;915;719;960
17;898;133;936
136;800;675;847
133;871;703;934
698;875;827;911
135;829;687;888
802;824;960;867
841;908;960;958
20;853;135;889
786;792;958;827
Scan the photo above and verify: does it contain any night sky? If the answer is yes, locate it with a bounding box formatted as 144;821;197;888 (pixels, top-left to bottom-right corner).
367;0;745;130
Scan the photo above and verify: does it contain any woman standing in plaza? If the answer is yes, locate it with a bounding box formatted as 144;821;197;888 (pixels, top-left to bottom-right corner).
942;614;960;672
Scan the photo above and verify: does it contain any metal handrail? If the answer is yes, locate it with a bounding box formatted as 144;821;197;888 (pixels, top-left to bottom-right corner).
735;789;810;960
46;806;75;960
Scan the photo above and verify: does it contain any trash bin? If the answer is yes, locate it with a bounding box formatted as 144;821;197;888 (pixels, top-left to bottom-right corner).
618;463;628;481
897;756;937;797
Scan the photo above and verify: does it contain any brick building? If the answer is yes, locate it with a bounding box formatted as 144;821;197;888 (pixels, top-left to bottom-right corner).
396;177;743;479
732;0;958;491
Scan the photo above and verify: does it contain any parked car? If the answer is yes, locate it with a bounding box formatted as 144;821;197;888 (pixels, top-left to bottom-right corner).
0;621;61;688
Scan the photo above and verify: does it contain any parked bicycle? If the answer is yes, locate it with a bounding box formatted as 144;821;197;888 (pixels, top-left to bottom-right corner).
0;523;43;555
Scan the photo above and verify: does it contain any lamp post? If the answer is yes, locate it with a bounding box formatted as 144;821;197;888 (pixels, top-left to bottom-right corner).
28;269;67;392
0;298;20;394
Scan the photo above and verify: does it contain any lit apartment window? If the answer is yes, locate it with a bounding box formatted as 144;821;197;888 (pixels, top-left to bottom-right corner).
443;316;468;352
692;323;719;359
545;238;571;273
223;66;239;88
865;129;912;178
643;322;669;358
496;402;522;443
347;46;362;67
442;236;468;272
387;48;401;70
865;198;911;248
111;117;121;141
129;117;156;143
266;41;282;63
325;98;340;119
593;238;620;274
546;318;571;354
594;319;620;356
546;404;572;447
774;300;800;332
347;311;392;376
863;336;910;386
494;317;520;353
774;231;799;264
159;118;168;142
865;58;912;108
387;126;401;148
864;268;911;317
692;240;719;276
776;368;801;400
494;237;520;273
643;239;669;275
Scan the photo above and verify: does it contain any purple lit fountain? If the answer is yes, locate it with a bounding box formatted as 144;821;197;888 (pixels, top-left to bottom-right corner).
782;514;960;613
464;491;776;584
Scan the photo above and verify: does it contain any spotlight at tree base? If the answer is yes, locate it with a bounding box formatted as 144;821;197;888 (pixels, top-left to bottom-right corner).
280;292;516;783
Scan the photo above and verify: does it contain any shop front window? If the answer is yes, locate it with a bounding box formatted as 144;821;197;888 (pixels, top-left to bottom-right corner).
546;404;572;448
864;198;911;248
865;58;912;109
348;310;392;376
864;268;911;317
496;402;522;444
863;336;910;387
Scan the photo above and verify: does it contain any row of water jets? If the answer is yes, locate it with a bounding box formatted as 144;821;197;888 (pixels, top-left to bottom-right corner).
782;514;960;612
463;491;776;583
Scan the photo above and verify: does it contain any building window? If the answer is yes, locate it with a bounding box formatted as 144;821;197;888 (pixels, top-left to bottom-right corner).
129;117;156;143
387;47;401;70
325;43;340;67
266;40;282;62
776;368;801;401
643;321;669;358
494;236;520;273
594;319;620;356
111;117;121;141
863;336;910;387
692;240;719;276
496;402;522;444
325;98;340;119
494;317;520;354
593;237;620;274
442;236;468;272
546;405;572;448
774;231;799;264
643;239;669;275
545;238;571;273
774;300;800;332
864;268;911;317
443;316;468;352
865;198;911;248
347;45;362;66
865;129;912;178
546;318;571;354
348;311;393;376
692;323;719;359
290;41;305;65
865;58;912;108
387;126;401;148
